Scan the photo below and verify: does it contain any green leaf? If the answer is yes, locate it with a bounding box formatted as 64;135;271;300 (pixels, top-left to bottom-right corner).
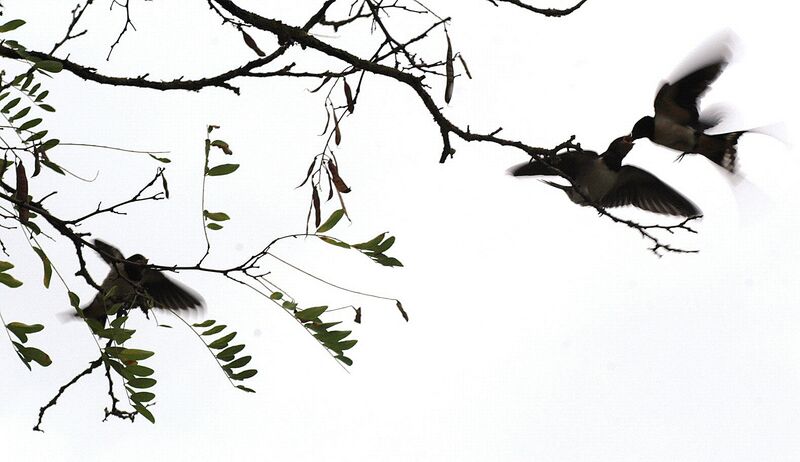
18;117;42;132
307;321;342;333
314;330;351;343
216;344;245;359
295;306;327;322
20;74;33;91
336;355;353;366
0;272;23;288
148;153;171;163
203;211;230;222
2;97;20;113
282;301;298;310
24;221;41;235
33;60;63;73
324;339;357;352
206;223;223;231
105;347;126;358
206;163;239;176
354;233;386;251
19;346;52;367
0;19;25;33
224;356;252;370
318;236;350;249
7;76;22;89
85;318;104;334
269;292;283;300
41;159;65;174
236;385;256;393
192;319;216;328
34;90;49;103
208;332;237;349
25;130;47;143
9;106;30;123
228;369;257;381
158;324;173;329
336;339;358;351
31;247;52;288
373;254;403;267
38;104;55;112
127;378;157;389
99;328;135;344
127;364;155;377
375;236;395;253
6;322;44;343
68;293;81;309
40;138;60;152
133;404;155;423
201;325;226;336
316;209;345;233
118;349;155;362
107;359;133;380
130;391;155;403
109;315;128;329
0;260;13;272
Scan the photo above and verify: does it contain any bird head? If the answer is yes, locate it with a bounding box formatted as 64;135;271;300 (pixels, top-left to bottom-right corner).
123;254;148;281
630;116;654;140
608;135;635;155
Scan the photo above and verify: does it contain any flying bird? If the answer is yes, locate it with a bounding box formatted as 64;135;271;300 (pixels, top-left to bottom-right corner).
629;37;746;172
80;239;204;326
510;136;701;217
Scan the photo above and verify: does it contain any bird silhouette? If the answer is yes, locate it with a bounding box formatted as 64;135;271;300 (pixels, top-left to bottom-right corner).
629;38;746;172
80;239;204;326
511;136;701;217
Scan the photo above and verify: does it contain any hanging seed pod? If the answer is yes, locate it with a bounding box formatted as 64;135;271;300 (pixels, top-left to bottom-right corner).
444;33;454;104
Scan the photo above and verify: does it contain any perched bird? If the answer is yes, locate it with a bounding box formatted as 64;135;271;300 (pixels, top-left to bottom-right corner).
80;239;204;326
629;41;745;172
510;136;701;217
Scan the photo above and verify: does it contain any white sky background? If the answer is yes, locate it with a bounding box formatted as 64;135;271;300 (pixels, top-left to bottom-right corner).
2;0;799;460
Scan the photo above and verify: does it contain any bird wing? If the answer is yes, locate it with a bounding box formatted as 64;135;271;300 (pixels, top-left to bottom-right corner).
93;239;125;266
654;60;726;127
600;166;701;217
140;270;204;311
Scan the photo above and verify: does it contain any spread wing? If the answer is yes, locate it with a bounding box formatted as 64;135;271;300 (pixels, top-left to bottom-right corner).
140;270;204;311
600;166;701;217
654;60;726;128
93;239;125;266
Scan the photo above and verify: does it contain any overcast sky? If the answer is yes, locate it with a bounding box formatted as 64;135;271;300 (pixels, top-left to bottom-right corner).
2;1;799;460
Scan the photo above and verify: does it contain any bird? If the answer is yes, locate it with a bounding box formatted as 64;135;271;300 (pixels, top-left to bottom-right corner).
80;239;204;326
628;40;745;172
510;136;701;217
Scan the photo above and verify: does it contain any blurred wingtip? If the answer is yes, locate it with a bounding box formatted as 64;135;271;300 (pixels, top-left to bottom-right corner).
668;29;741;82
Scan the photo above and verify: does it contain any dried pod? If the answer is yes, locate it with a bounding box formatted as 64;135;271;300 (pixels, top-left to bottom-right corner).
444;34;454;104
312;187;321;228
297;159;316;188
15;162;29;223
458;54;473;79
241;29;266;57
328;159;351;193
343;80;355;114
333;113;341;146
